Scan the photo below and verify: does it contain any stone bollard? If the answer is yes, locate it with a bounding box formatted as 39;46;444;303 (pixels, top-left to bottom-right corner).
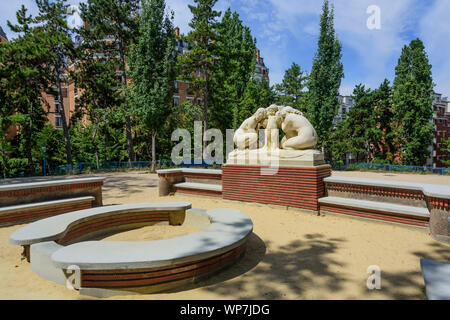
169;210;186;226
159;176;171;196
429;208;450;244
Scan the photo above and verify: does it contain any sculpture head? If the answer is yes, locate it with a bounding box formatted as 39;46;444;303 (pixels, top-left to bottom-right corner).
276;106;303;120
266;105;279;116
254;108;267;122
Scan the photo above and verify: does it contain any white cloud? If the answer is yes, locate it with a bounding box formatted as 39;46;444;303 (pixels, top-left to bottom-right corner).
419;0;450;96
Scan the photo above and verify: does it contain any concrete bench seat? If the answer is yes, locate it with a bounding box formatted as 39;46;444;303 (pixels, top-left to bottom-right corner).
9;202;252;295
0;176;105;207
174;182;222;192
319;196;430;227
156;168;222;175
157;168;222;197
324;176;450;199
0;196;95;226
10;202;191;246
421;259;450;300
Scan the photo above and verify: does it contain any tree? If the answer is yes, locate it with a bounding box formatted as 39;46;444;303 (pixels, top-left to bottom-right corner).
73;57;121;169
128;0;177;172
35;0;80;169
239;78;275;124
79;0;140;162
307;0;344;155
0;5;51;175
179;0;221;153
392;39;434;165
275;62;309;112
371;79;398;163
209;9;256;131
442;138;450;167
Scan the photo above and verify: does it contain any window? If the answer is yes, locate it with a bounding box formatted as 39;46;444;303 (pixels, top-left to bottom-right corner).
197;98;201;105
173;97;179;107
74;87;78;97
55;116;62;127
197;70;201;78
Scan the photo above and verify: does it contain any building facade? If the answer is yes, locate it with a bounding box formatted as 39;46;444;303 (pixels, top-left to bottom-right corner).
334;95;355;125
430;93;450;168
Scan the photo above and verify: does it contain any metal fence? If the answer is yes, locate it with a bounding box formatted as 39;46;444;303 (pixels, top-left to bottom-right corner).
3;159;449;179
329;162;450;175
3;159;217;179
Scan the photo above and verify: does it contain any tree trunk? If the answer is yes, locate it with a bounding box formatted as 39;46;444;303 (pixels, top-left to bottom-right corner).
92;125;99;170
203;64;209;160
25;108;34;173
151;131;156;173
55;68;73;169
119;40;135;163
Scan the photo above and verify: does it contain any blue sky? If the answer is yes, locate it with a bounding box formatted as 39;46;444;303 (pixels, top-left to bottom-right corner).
1;0;450;96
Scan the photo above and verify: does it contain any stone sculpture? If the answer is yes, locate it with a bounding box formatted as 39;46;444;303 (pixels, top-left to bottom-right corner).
228;104;324;166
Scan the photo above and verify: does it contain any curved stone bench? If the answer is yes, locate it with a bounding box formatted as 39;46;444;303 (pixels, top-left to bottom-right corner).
9;202;253;295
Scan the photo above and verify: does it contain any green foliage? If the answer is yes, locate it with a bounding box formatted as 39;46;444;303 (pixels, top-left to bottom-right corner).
178;0;221;132
275;62;309;112
128;0;177;170
209;9;256;131
392;38;434;165
239;78;276;124
79;0;140;162
34;0;82;167
0;5;51;174
307;0;344;153
329;80;395;164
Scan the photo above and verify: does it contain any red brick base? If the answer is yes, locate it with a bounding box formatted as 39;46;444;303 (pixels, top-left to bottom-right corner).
222;164;331;212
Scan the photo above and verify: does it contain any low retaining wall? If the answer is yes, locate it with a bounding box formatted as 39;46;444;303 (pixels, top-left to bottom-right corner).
0;177;105;207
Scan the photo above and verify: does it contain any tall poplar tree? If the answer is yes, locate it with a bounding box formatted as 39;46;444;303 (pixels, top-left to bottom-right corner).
307;0;343;154
79;0;140;162
128;0;176;172
179;0;221;152
392;39;434;165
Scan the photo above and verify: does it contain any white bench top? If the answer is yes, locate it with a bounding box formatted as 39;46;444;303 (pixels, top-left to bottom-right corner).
174;182;222;192
50;208;252;270
0;196;94;213
319;196;430;218
157;168;222;175
325;176;450;199
9;202;192;246
421;259;450;300
0;177;105;192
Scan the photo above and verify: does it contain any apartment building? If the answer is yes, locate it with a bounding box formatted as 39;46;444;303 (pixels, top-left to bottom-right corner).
430;93;450;167
334;95;355;125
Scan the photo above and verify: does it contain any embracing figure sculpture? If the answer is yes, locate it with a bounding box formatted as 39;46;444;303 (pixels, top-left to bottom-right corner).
228;104;324;166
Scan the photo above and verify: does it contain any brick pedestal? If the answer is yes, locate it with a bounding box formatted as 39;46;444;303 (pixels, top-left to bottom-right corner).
222;164;331;212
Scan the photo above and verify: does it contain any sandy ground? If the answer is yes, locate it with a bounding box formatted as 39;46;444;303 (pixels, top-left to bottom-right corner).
0;170;449;300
